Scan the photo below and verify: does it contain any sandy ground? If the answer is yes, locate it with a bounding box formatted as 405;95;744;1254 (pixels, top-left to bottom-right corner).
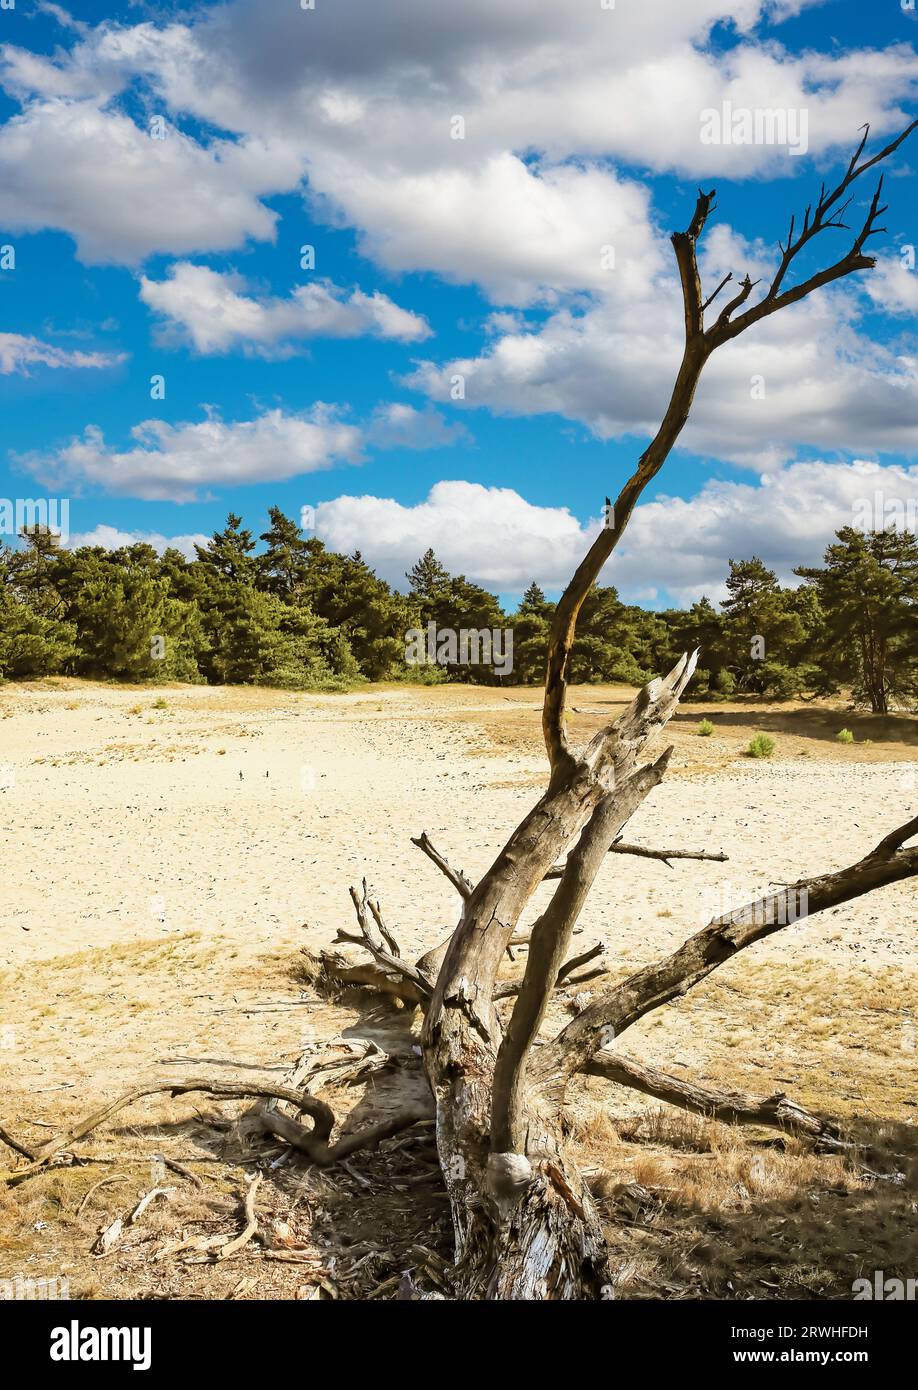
1;679;916;1298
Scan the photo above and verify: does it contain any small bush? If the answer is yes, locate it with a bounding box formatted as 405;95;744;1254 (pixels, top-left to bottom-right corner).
747;733;775;759
697;719;715;737
835;728;854;744
151;697;168;710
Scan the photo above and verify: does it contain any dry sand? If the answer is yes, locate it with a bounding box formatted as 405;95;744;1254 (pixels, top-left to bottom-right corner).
1;680;916;1298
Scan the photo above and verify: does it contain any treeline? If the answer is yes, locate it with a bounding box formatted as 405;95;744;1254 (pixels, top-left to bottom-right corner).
1;509;916;712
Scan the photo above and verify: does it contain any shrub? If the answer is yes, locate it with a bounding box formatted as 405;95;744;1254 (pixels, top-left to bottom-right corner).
697;718;715;737
836;728;854;744
747;733;775;759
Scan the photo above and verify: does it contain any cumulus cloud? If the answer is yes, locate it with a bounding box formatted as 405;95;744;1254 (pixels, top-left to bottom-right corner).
864;255;918;315
25;407;364;502
365;403;470;451
0;332;125;375
1;2;914;288
315;155;663;306
312;461;918;604
139;263;430;353
612;459;918;603
67;524;206;560
315;480;585;591
406;227;918;468
0;99;302;264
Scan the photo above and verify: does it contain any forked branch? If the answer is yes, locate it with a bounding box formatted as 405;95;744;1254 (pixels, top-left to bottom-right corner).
541;122;913;774
708;119;915;345
491;751;674;1152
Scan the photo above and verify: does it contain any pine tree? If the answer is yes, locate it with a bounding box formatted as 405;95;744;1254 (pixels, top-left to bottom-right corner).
796;528;918;713
511;583;555;684
194;513;257;584
406;549;451;601
306;543;416;679
258;507;312;601
721;557;806;696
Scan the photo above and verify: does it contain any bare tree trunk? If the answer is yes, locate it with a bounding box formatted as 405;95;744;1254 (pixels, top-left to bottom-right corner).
12;125;914;1300
410;124;917;1298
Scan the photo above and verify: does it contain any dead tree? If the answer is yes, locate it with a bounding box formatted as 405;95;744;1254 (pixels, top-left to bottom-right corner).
314;122;918;1299
6;125;915;1297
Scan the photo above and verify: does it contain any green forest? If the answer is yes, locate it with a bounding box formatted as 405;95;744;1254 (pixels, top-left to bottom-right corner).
2;508;917;713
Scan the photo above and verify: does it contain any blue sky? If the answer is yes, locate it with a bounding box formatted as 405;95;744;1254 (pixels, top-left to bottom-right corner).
0;0;916;608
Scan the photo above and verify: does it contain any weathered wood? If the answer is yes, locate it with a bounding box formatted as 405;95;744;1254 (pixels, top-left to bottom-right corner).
535;814;918;1096
544;840;728;877
413;125;916;1299
582;1050;846;1149
491;751;674;1154
1;1078;432;1185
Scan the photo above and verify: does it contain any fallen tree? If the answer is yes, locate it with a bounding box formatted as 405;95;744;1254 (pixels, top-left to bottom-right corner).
4;123;916;1299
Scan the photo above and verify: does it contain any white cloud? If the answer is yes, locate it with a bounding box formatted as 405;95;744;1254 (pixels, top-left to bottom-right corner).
25;407;364;502
139;262;430;353
864;256;918;315
311;461;918;603
406;229;918;468
312;155;663;306
365;403;470;451
0;99;302;264
612;459;918;604
315;480;584;590
0;332;124;374
67;524;206;560
1;3;914;290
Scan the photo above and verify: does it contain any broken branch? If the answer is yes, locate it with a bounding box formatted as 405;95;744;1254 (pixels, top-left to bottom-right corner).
583;1050;846;1149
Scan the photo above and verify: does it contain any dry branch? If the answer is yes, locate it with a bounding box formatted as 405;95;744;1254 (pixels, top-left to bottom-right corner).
708;120;916;345
0;1078;433;1186
544;839;728;877
492;942;607;1001
411;832;474;898
536;815;918;1092
341;880;433;1001
491;752;675;1152
583;1050;845;1149
217;1172;262;1260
